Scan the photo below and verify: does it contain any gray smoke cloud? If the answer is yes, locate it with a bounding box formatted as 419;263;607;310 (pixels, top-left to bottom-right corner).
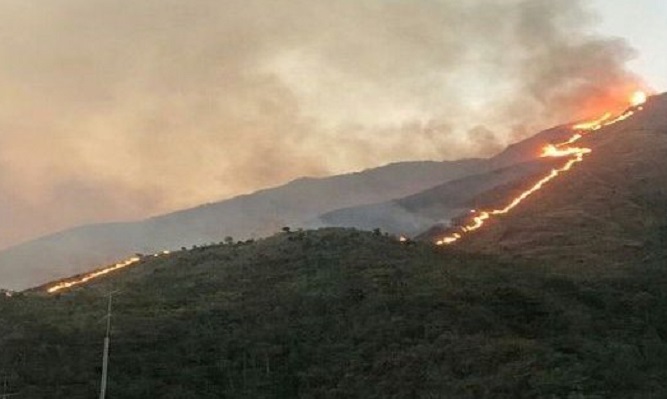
0;0;643;249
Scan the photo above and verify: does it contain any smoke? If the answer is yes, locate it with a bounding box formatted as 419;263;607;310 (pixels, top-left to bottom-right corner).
0;0;643;248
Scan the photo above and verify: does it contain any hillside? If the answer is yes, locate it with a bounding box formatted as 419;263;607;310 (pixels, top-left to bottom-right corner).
424;93;667;270
313;124;579;236
2;106;594;293
0;112;588;292
317;158;563;236
2;229;667;398
0;159;484;291
4;99;667;397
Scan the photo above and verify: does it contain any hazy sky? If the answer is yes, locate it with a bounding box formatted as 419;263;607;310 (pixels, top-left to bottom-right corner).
592;0;667;91
0;0;661;249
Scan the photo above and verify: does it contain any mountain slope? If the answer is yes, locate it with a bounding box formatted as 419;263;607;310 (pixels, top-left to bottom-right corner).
3;229;667;398
315;125;576;236
427;93;667;269
4;96;667;397
317;158;564;236
0;159;483;290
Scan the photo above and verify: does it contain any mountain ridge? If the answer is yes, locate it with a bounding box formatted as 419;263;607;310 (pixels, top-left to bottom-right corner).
4;94;664;291
0;158;484;290
424;93;667;270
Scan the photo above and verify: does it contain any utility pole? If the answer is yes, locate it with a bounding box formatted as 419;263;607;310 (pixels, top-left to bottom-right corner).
1;374;18;398
99;293;114;399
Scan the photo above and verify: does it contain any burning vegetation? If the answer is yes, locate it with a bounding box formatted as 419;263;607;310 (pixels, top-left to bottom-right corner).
436;91;648;246
44;91;650;291
46;251;171;294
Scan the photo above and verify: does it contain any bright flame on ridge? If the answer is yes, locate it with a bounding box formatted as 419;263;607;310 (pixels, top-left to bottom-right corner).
631;91;648;107
46;250;171;293
435;91;647;246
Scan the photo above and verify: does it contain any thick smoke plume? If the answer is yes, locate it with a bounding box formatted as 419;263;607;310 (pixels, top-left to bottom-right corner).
0;0;643;249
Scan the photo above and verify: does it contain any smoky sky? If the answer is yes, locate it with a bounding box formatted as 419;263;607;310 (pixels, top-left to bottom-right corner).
0;0;643;249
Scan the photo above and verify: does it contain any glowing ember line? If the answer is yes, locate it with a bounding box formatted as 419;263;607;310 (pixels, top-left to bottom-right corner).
541;144;590;158
47;257;141;293
435;91;646;246
46;251;171;293
573;112;612;131
557;133;583;146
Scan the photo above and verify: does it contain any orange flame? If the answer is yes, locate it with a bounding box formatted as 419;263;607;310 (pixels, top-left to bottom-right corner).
573;112;612;131
540;144;590;158
436;91;647;246
46;250;171;293
631;90;648;107
46;257;142;293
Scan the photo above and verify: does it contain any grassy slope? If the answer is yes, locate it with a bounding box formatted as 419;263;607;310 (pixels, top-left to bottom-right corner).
2;228;667;398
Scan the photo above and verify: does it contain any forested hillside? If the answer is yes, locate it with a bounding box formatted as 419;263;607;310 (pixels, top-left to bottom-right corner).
2;229;667;398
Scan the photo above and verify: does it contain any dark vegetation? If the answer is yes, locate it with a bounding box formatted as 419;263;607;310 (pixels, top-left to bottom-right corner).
2;228;667;398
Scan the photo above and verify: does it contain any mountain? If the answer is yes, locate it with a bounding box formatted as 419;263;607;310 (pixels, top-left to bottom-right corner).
317;158;563;236
4;94;662;292
424;93;667;270
314;125;576;236
320;95;667;246
3;228;667;398
0;159;484;291
3;95;667;398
